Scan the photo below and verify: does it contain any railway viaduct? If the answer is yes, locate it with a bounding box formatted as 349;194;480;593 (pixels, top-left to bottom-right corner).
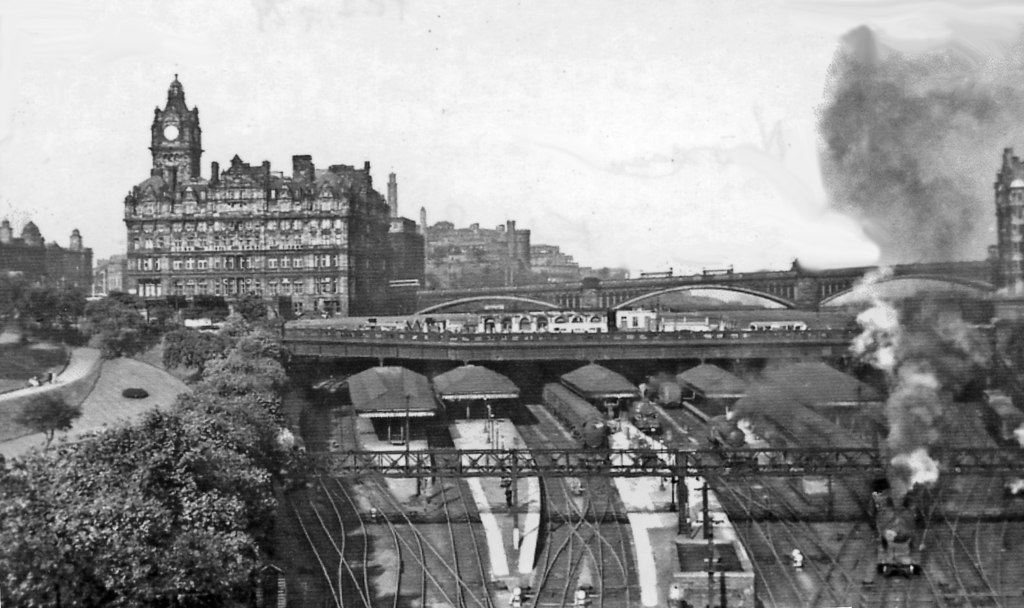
413;260;995;313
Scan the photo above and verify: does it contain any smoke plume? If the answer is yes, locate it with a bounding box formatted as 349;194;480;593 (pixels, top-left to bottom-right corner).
819;26;1024;263
851;283;992;488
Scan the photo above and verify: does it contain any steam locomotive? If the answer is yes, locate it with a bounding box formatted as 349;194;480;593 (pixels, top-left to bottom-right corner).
871;479;922;577
541;383;610;461
707;412;746;449
630;400;663;435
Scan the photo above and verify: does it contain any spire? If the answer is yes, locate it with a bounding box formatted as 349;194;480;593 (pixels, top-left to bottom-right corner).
164;74;187;112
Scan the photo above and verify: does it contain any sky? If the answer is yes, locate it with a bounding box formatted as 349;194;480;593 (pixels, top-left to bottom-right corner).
3;0;1024;276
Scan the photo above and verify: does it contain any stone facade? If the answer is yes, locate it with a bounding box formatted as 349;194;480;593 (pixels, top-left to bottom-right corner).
0;220;92;290
996;147;1024;293
122;77;393;316
92;255;127;296
425;220;531;289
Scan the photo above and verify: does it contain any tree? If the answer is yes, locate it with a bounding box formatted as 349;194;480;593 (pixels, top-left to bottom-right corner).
81;295;156;358
15;394;82;447
162;328;229;376
234;294;268;323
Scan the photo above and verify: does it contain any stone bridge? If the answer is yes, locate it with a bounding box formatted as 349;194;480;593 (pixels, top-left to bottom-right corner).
414;260;995;313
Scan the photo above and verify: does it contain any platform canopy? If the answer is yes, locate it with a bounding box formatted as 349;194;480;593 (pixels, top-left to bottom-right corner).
346;366;437;418
560;363;639;400
762;362;882;407
676;363;748;400
432;365;520;401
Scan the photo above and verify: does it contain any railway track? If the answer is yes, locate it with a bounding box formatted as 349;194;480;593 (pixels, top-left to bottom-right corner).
520;403;639;607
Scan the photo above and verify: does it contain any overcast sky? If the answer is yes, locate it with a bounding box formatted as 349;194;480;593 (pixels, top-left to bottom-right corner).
2;0;1024;276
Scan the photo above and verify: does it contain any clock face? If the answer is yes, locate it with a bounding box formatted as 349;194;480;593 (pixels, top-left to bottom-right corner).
163;124;180;141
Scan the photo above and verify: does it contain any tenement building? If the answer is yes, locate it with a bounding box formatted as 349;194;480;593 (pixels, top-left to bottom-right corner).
123;77;399;316
0;220;92;290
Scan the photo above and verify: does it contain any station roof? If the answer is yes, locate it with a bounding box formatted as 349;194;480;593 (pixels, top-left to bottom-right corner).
676;364;748;399
346;366;437;418
560;363;639;400
761;362;883;407
432;365;520;401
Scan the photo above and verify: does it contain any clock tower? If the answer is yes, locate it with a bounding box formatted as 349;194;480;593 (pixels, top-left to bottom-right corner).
150;75;202;183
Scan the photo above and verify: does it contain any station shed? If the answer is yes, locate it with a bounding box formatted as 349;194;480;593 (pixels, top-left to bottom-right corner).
432;364;520;419
676;363;748;416
763;362;886;438
346;366;438;444
560;363;639;418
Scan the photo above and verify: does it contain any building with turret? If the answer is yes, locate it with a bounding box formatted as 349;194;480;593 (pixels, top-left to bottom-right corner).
122;77;419;316
0;220;92;290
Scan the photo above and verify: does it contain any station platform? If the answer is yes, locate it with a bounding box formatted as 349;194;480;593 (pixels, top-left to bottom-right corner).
451;418;541;591
353;414;429;501
610;421;682;607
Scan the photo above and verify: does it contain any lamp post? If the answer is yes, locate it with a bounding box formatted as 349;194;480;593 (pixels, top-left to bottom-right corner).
404;393;411;452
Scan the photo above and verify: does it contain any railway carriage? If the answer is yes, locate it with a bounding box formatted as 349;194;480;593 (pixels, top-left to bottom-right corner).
541;383;610;464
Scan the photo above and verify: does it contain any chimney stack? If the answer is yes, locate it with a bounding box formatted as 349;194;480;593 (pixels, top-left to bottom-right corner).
292;155;315;181
388;172;398;218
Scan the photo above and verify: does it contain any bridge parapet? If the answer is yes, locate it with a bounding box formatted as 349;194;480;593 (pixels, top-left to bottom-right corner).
283;326;861;361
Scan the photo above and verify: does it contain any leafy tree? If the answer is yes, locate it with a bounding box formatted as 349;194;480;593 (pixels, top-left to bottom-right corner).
234;294;268;323
201;353;287;398
0;319;293;606
81;296;157;358
162;328;229;376
0;409;275;607
15;393;82;447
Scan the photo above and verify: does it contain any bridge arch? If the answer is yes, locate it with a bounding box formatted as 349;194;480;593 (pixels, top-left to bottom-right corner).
415;295;561;315
820;274;996;307
611;284;795;310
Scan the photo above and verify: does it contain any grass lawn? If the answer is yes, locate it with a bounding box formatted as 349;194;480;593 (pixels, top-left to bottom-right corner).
0;343;68;392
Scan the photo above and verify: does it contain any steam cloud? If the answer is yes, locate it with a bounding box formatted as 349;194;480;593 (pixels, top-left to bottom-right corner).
819;26;1024;264
850;274;991;489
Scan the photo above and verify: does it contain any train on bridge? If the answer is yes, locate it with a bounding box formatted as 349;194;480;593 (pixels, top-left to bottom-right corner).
285;308;822;336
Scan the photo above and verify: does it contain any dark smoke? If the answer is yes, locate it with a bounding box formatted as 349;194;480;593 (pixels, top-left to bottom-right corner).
819;26;1024;264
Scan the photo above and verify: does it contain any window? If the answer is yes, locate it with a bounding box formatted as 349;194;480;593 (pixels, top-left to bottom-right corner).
293;279;304;294
198;222;207;232
144;239;153;250
319;277;334;294
281;257;290;269
173;280;184;295
197;259;207;270
197;280;208;294
172;260;183;271
320;254;331;268
281;279;291;295
269;258;278;269
185;258;195;270
226;258;235;270
293;256;303;268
